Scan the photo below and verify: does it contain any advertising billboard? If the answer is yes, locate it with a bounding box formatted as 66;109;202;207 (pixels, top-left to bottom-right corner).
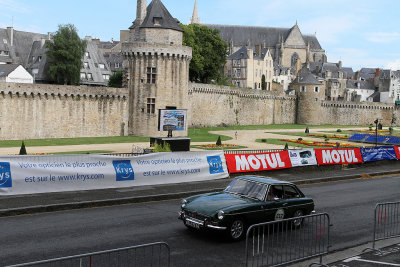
159;109;187;131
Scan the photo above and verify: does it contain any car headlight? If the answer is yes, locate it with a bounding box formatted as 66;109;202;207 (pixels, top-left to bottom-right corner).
181;199;187;208
218;210;225;220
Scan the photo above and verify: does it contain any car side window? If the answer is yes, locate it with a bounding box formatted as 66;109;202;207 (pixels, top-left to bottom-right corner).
283;185;299;199
267;185;284;200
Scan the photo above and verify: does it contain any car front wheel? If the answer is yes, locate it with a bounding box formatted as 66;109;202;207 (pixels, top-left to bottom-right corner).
292;210;304;228
227;219;245;241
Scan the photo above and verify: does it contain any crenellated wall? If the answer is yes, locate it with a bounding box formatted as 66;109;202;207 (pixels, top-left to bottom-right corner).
0;83;129;140
188;83;297;127
319;101;397;126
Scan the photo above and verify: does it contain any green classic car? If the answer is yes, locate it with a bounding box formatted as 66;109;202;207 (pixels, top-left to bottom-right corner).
179;176;315;240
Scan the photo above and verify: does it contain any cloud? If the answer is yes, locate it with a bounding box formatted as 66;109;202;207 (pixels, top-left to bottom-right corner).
0;0;30;13
386;59;400;71
366;32;400;43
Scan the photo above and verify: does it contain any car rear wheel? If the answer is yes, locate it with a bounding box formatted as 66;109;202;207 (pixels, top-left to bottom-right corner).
292;210;304;228
227;219;245;241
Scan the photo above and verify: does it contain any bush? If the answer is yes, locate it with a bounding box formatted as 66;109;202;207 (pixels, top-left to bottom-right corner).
325;138;329;142
298;138;303;141
389;127;394;134
216;136;222;146
369;124;373;131
261;139;267;143
305;127;309;134
154;142;172;152
284;143;289;150
323;135;327;138
337;129;342;132
19;141;27;155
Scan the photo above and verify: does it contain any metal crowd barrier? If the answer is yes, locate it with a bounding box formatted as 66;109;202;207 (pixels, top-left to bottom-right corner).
245;213;331;267
103;152;147;157
6;242;170;267
364;201;400;254
224;149;284;154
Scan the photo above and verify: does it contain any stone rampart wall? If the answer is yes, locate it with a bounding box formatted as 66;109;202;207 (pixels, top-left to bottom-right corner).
319;101;397;126
188;83;297;127
0;83;129;140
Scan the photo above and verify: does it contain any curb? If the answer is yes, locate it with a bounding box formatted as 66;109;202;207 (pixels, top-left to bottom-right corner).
1;169;399;217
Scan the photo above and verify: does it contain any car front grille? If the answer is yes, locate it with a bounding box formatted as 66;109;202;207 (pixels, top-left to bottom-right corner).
185;210;210;221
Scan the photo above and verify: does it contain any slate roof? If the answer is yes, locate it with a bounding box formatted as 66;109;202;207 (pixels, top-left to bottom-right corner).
25;40;49;82
346;79;375;90
295;72;322;85
392;71;400;79
0;28;47;66
205;24;322;50
342;67;354;79
0;64;19;77
227;46;250;60
140;0;183;32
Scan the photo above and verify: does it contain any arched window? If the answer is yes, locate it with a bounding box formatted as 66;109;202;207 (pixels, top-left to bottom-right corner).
291;53;299;68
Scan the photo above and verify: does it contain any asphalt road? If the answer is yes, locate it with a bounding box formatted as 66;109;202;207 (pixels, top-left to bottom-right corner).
1;175;399;267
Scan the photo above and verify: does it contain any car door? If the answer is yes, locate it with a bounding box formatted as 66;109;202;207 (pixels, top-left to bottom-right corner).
261;185;286;222
281;185;305;218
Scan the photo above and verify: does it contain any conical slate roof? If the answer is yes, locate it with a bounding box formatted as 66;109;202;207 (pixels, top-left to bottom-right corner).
140;0;183;32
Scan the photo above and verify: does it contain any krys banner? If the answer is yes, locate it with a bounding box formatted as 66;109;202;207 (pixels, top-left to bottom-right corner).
225;151;292;173
0;151;229;196
360;146;397;162
315;148;363;165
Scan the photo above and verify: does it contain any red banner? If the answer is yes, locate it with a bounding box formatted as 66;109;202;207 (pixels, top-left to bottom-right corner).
225;151;292;173
394;146;400;159
315;148;363;165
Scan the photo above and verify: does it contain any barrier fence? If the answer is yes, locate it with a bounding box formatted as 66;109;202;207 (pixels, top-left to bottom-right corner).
245;213;331;267
224;149;285;154
5;242;170;267
364;201;400;254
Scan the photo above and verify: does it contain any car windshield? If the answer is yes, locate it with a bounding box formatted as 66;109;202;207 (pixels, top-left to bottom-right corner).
225;178;268;201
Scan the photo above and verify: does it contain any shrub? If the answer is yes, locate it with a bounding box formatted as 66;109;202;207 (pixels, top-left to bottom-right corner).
325;138;329;142
389;127;394;135
298;138;303;141
337;129;342;132
216;136;222;146
154;142;172;152
323;135;327;138
261;139;267;143
369;124;373;131
284;143;289;150
305;127;309;134
19;141;27;155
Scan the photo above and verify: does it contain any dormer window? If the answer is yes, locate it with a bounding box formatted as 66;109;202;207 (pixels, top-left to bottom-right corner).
153;17;162;26
3;39;7;44
38;56;42;62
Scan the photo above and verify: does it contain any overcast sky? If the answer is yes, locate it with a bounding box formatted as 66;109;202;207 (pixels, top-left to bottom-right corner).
1;0;400;71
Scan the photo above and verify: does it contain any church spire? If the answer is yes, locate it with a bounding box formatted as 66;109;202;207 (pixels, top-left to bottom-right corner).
191;0;200;24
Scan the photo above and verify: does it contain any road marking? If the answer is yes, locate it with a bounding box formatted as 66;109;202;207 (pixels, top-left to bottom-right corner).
343;256;400;266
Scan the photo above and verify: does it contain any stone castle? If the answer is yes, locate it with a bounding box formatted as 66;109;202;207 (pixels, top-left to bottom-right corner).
0;0;398;141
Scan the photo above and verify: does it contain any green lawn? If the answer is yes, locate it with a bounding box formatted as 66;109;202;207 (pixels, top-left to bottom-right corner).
0;124;369;148
266;132;349;140
256;138;342;149
190;145;247;150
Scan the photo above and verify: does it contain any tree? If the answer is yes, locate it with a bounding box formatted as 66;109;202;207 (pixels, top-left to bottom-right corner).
108;71;123;88
216;136;222;146
46;24;87;85
261;75;266;90
181;24;228;83
19;141;27;155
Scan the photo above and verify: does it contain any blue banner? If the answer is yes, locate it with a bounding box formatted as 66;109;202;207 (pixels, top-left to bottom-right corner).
360;146;397;162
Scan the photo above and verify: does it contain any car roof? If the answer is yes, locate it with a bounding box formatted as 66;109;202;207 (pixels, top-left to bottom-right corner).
236;175;294;185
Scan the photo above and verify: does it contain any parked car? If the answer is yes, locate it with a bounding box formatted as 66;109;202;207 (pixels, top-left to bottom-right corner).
179;176;314;240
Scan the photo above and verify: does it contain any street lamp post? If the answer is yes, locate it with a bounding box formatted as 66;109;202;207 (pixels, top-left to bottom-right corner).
374;119;379;147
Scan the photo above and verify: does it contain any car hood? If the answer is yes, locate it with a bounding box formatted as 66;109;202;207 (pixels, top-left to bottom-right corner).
185;192;255;216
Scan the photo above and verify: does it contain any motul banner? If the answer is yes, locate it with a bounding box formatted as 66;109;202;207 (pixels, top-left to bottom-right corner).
394;146;400;159
315;148;362;165
225;151;292;173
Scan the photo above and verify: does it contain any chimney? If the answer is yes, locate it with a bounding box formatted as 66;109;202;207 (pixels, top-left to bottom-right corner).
338;61;342;69
136;0;147;26
255;44;261;57
375;68;380;78
7;27;14;46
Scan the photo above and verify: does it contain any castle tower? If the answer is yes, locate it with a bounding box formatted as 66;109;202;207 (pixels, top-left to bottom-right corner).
291;70;325;125
190;0;200;24
123;0;192;137
136;0;147;25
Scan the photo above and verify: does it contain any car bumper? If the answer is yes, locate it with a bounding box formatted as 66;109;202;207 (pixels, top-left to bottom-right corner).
179;212;227;230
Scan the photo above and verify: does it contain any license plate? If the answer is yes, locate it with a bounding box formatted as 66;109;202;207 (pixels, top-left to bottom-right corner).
186;218;202;229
